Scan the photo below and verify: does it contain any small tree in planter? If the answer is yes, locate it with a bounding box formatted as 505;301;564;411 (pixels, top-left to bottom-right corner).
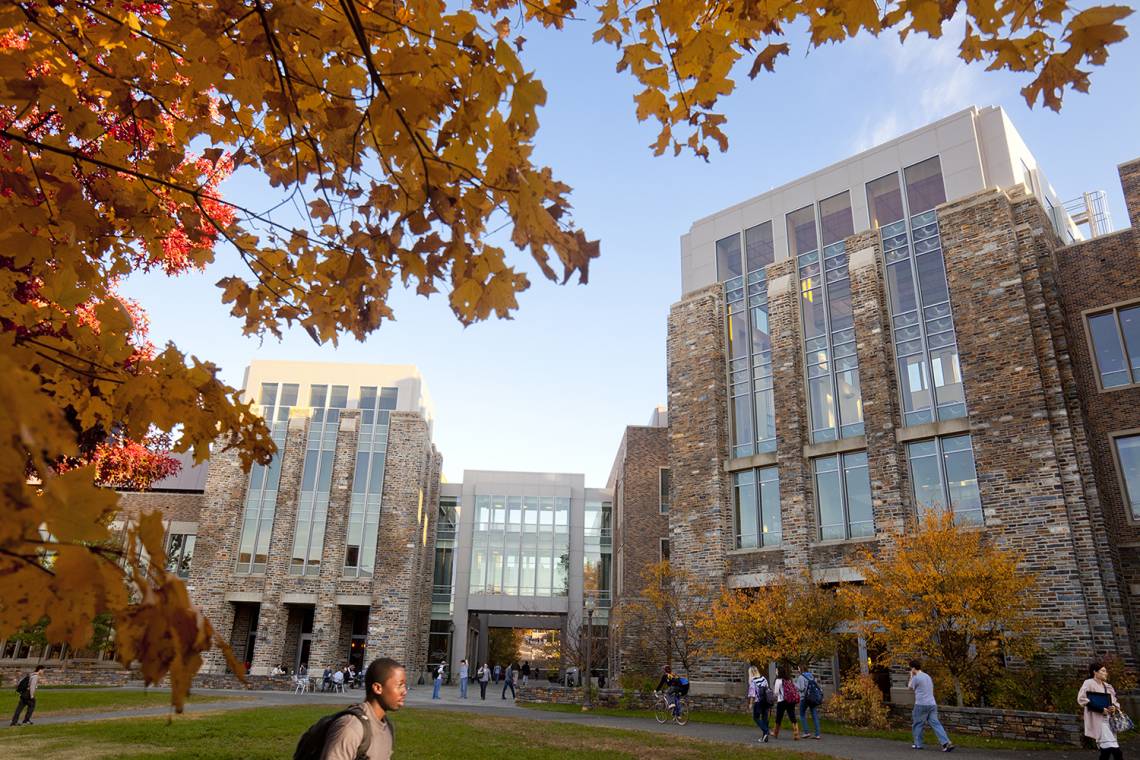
844;512;1039;706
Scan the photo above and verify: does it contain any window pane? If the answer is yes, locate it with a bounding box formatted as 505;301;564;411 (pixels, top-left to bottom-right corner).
904;157;947;215
908;440;945;517
728;309;749;359
867;172;904;228
309;384;327;409
915;250;950;306
843;452;874;537
745;222;774;272
899;355;932;414
732;393;754;453
1089;313;1129;387
836;367;863;430
751;305;771;354
809;376;837;439
814;457;845;541
301;453;319;491
734;471;759;548
943;435;983;525
887;261;918;316
755;387;776;448
716;233;743;281
1120;307;1140;375
1117;435;1140;520
827;278;854;332
787;205;818;257
759;467;781;546
359;386;377;409
280;383;299;407
819;191;854;246
931;348;965;414
260;383;277;407
379;387;399;410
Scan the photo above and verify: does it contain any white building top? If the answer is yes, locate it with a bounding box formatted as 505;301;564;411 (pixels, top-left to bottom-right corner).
680;105;1080;297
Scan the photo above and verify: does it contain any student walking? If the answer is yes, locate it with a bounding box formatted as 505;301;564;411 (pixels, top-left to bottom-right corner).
747;665;771;743
431;662;444;700
302;657;405;760
478;662;490;700
908;660;955;752
10;665;43;726
493;663;501;684
772;666;800;740
1079;660;1124;760
501;663;516;699
795;668;823;740
521;661;530;686
458;659;469;699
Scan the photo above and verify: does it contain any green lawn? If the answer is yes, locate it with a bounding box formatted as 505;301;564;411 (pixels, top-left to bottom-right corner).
0;687;233;716
0;705;830;759
522;702;1060;752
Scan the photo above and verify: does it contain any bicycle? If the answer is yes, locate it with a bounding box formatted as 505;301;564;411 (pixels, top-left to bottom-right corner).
652;691;690;726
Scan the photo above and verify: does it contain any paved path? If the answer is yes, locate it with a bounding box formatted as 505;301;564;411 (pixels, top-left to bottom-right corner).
8;684;1106;759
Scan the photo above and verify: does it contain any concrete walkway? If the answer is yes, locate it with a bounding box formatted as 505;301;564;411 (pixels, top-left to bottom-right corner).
10;684;1107;759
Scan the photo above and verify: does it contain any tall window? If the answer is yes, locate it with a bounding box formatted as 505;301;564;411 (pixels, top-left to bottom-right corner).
165;533;196;579
659;538;670;560
431;495;459;615
659;467;671;513
1115;434;1140;520
907;434;983;525
236;382;298;574
792;191;863;443
719;222;776;457
1088;305;1140;388
290;384;347;576
869;157;965;426
584;499;613;608
469;494;570;597
814;451;874;541
343;386;398;577
732;466;781;548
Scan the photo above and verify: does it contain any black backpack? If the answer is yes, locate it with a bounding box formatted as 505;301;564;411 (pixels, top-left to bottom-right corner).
294;705;391;760
15;675;29;695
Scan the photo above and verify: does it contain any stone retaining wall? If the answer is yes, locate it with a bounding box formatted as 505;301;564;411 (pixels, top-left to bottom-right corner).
886;704;1081;747
519;683;1082;746
0;664;133;688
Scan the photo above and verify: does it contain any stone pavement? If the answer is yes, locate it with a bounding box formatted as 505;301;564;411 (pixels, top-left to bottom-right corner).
7;684;1105;759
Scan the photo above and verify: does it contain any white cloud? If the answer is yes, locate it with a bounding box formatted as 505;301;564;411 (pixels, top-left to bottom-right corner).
849;14;997;152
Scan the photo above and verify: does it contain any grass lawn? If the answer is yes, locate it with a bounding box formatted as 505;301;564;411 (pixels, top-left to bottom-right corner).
0;687;233;716
0;705;831;759
521;702;1060;752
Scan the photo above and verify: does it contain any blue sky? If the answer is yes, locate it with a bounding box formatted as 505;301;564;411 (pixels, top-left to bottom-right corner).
120;14;1140;486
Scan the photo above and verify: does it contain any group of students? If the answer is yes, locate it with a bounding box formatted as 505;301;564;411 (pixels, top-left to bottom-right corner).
745;664;826;742
431;659;532;700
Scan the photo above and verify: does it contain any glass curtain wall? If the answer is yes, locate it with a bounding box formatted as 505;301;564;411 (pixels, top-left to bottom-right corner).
718;222;776;458
432;495;459;615
732;466;781;548
584;500;613;611
236;382;298;574
343;386;398;577
868;156;966;426
290;384;348;575
791;192;863;443
469;494;570;597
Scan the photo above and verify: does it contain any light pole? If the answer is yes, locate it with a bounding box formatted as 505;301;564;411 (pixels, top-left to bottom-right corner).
583;596;596;711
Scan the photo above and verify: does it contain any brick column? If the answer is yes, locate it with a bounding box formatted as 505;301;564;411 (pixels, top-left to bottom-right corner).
191;446;250;673
309;411;361;672
846;230;908;540
1120;159;1140;231
367;413;432;669
766;259;812;572
666;284;735;680
938;190;1102;662
251;415;309;674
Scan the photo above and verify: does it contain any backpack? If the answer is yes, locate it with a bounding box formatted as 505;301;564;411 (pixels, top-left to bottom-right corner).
15;675;29;695
803;675;824;707
294;705;388;760
781;678;800;704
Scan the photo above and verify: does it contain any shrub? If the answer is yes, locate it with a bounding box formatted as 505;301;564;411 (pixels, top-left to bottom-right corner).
827;673;890;730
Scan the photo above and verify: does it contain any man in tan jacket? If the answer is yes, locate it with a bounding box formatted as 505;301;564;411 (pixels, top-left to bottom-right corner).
320;658;406;760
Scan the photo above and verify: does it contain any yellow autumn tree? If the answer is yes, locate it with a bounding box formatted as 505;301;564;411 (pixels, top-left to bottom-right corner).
0;0;1129;709
622;560;707;674
843;512;1039;706
698;571;853;672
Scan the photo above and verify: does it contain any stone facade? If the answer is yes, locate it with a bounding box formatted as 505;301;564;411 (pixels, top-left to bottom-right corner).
663;154;1140;691
607;424;669;681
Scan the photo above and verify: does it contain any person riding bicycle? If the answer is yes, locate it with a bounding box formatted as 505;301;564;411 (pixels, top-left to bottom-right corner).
655;665;690;717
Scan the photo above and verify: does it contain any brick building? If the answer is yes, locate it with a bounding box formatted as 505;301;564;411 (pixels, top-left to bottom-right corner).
662;105;1139;698
607;407;671;679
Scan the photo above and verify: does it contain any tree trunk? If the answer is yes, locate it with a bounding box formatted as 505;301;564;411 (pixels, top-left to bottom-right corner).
952;677;963;707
